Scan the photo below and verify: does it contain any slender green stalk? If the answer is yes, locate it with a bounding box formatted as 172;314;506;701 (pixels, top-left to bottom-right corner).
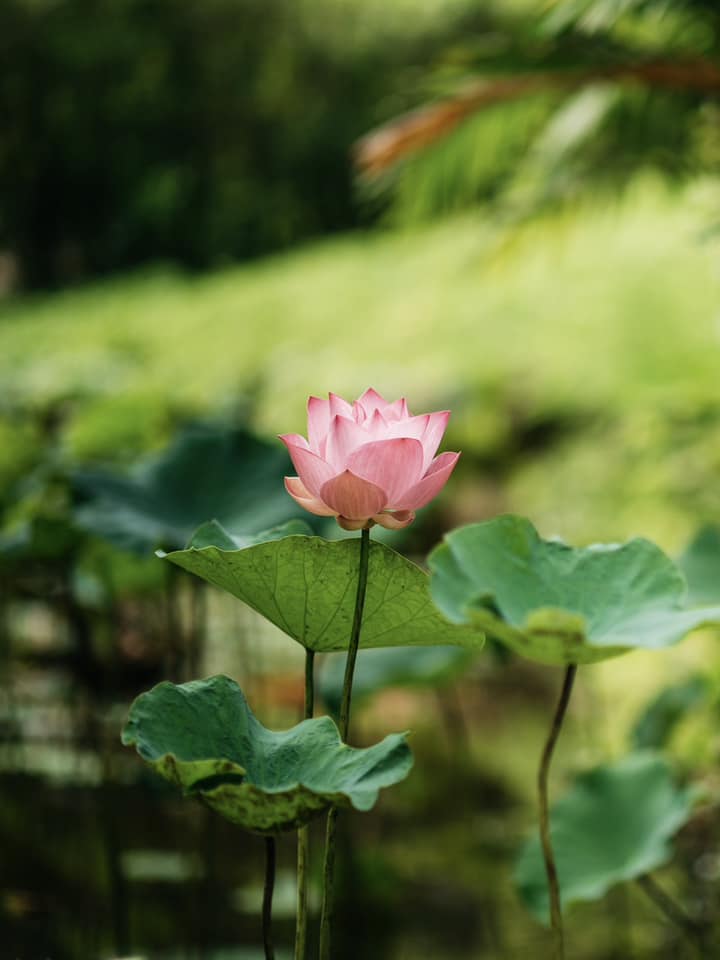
319;807;340;958
294;650;315;960
538;663;577;960
337;527;371;740
304;648;316;720
295;826;310;959
318;526;371;960
638;874;706;955
263;836;277;960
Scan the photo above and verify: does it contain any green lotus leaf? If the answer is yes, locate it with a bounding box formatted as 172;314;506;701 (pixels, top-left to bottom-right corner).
73;422;310;554
188;517;314;550
122;675;414;834
631;675;708;751
678;525;720;607
515;752;700;923
0;515;82;565
161;530;485;654
428;515;720;665
319;645;476;715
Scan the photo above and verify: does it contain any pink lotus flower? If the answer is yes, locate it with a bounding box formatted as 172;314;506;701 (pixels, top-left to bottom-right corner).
280;389;459;531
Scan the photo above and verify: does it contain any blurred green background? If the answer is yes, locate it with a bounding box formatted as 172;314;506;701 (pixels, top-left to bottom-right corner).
1;0;720;957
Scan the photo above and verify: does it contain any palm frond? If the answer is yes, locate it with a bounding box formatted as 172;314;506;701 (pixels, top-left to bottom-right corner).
355;0;720;225
356;58;720;178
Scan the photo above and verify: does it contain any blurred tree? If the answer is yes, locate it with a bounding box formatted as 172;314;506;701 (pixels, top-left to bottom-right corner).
4;0;717;288
0;0;473;288
356;0;720;224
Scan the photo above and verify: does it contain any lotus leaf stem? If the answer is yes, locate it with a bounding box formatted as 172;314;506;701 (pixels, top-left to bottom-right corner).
538;662;577;960
263;836;276;960
319;526;371;960
295;649;315;960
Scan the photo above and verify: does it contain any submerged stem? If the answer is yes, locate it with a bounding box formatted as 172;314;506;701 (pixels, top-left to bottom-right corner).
263;836;276;960
319;807;339;959
294;650;315;960
318;526;371;960
538;663;577;960
638;874;706;954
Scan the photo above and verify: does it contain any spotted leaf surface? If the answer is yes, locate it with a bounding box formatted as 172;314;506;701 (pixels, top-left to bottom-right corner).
122;675;414;834
161;527;485;654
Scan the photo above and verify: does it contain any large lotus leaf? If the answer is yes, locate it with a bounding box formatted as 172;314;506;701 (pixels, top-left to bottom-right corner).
515;752;700;923
319;645;476;714
161;525;485;654
122;675;413;834
188;517;314;550
630;675;709;751
678;525;720;607
428;515;720;665
0;515;82;566
72;422;309;553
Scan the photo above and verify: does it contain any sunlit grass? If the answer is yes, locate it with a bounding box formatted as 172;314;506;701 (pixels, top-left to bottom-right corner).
1;178;718;542
2;180;716;411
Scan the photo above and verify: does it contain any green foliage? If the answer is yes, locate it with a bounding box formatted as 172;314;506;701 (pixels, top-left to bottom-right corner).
631;675;708;750
678;526;720;606
0;514;81;566
508;397;720;547
73;422;304;554
428;515;720;665
515;752;699;923
75;539;166;602
188;518;314;551
386;95;558;225
163;526;485;654
122;675;414;834
539;0;710;41
319;645;476;714
63;391;177;463
0;416;42;508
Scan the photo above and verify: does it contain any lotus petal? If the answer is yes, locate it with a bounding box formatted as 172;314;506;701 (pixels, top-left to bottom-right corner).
393;451;459;510
284;477;336;517
348;438;424;506
320;470;387;519
279;435;335;497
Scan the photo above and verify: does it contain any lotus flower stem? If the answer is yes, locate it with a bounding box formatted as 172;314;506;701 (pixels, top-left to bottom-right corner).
263;836;277;960
305;649;315;718
319;526;371;960
637;873;706;953
338;527;371;740
538;663;577;960
295;650;315;960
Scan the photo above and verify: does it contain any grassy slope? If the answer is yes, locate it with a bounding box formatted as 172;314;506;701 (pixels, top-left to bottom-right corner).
1;179;718;543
